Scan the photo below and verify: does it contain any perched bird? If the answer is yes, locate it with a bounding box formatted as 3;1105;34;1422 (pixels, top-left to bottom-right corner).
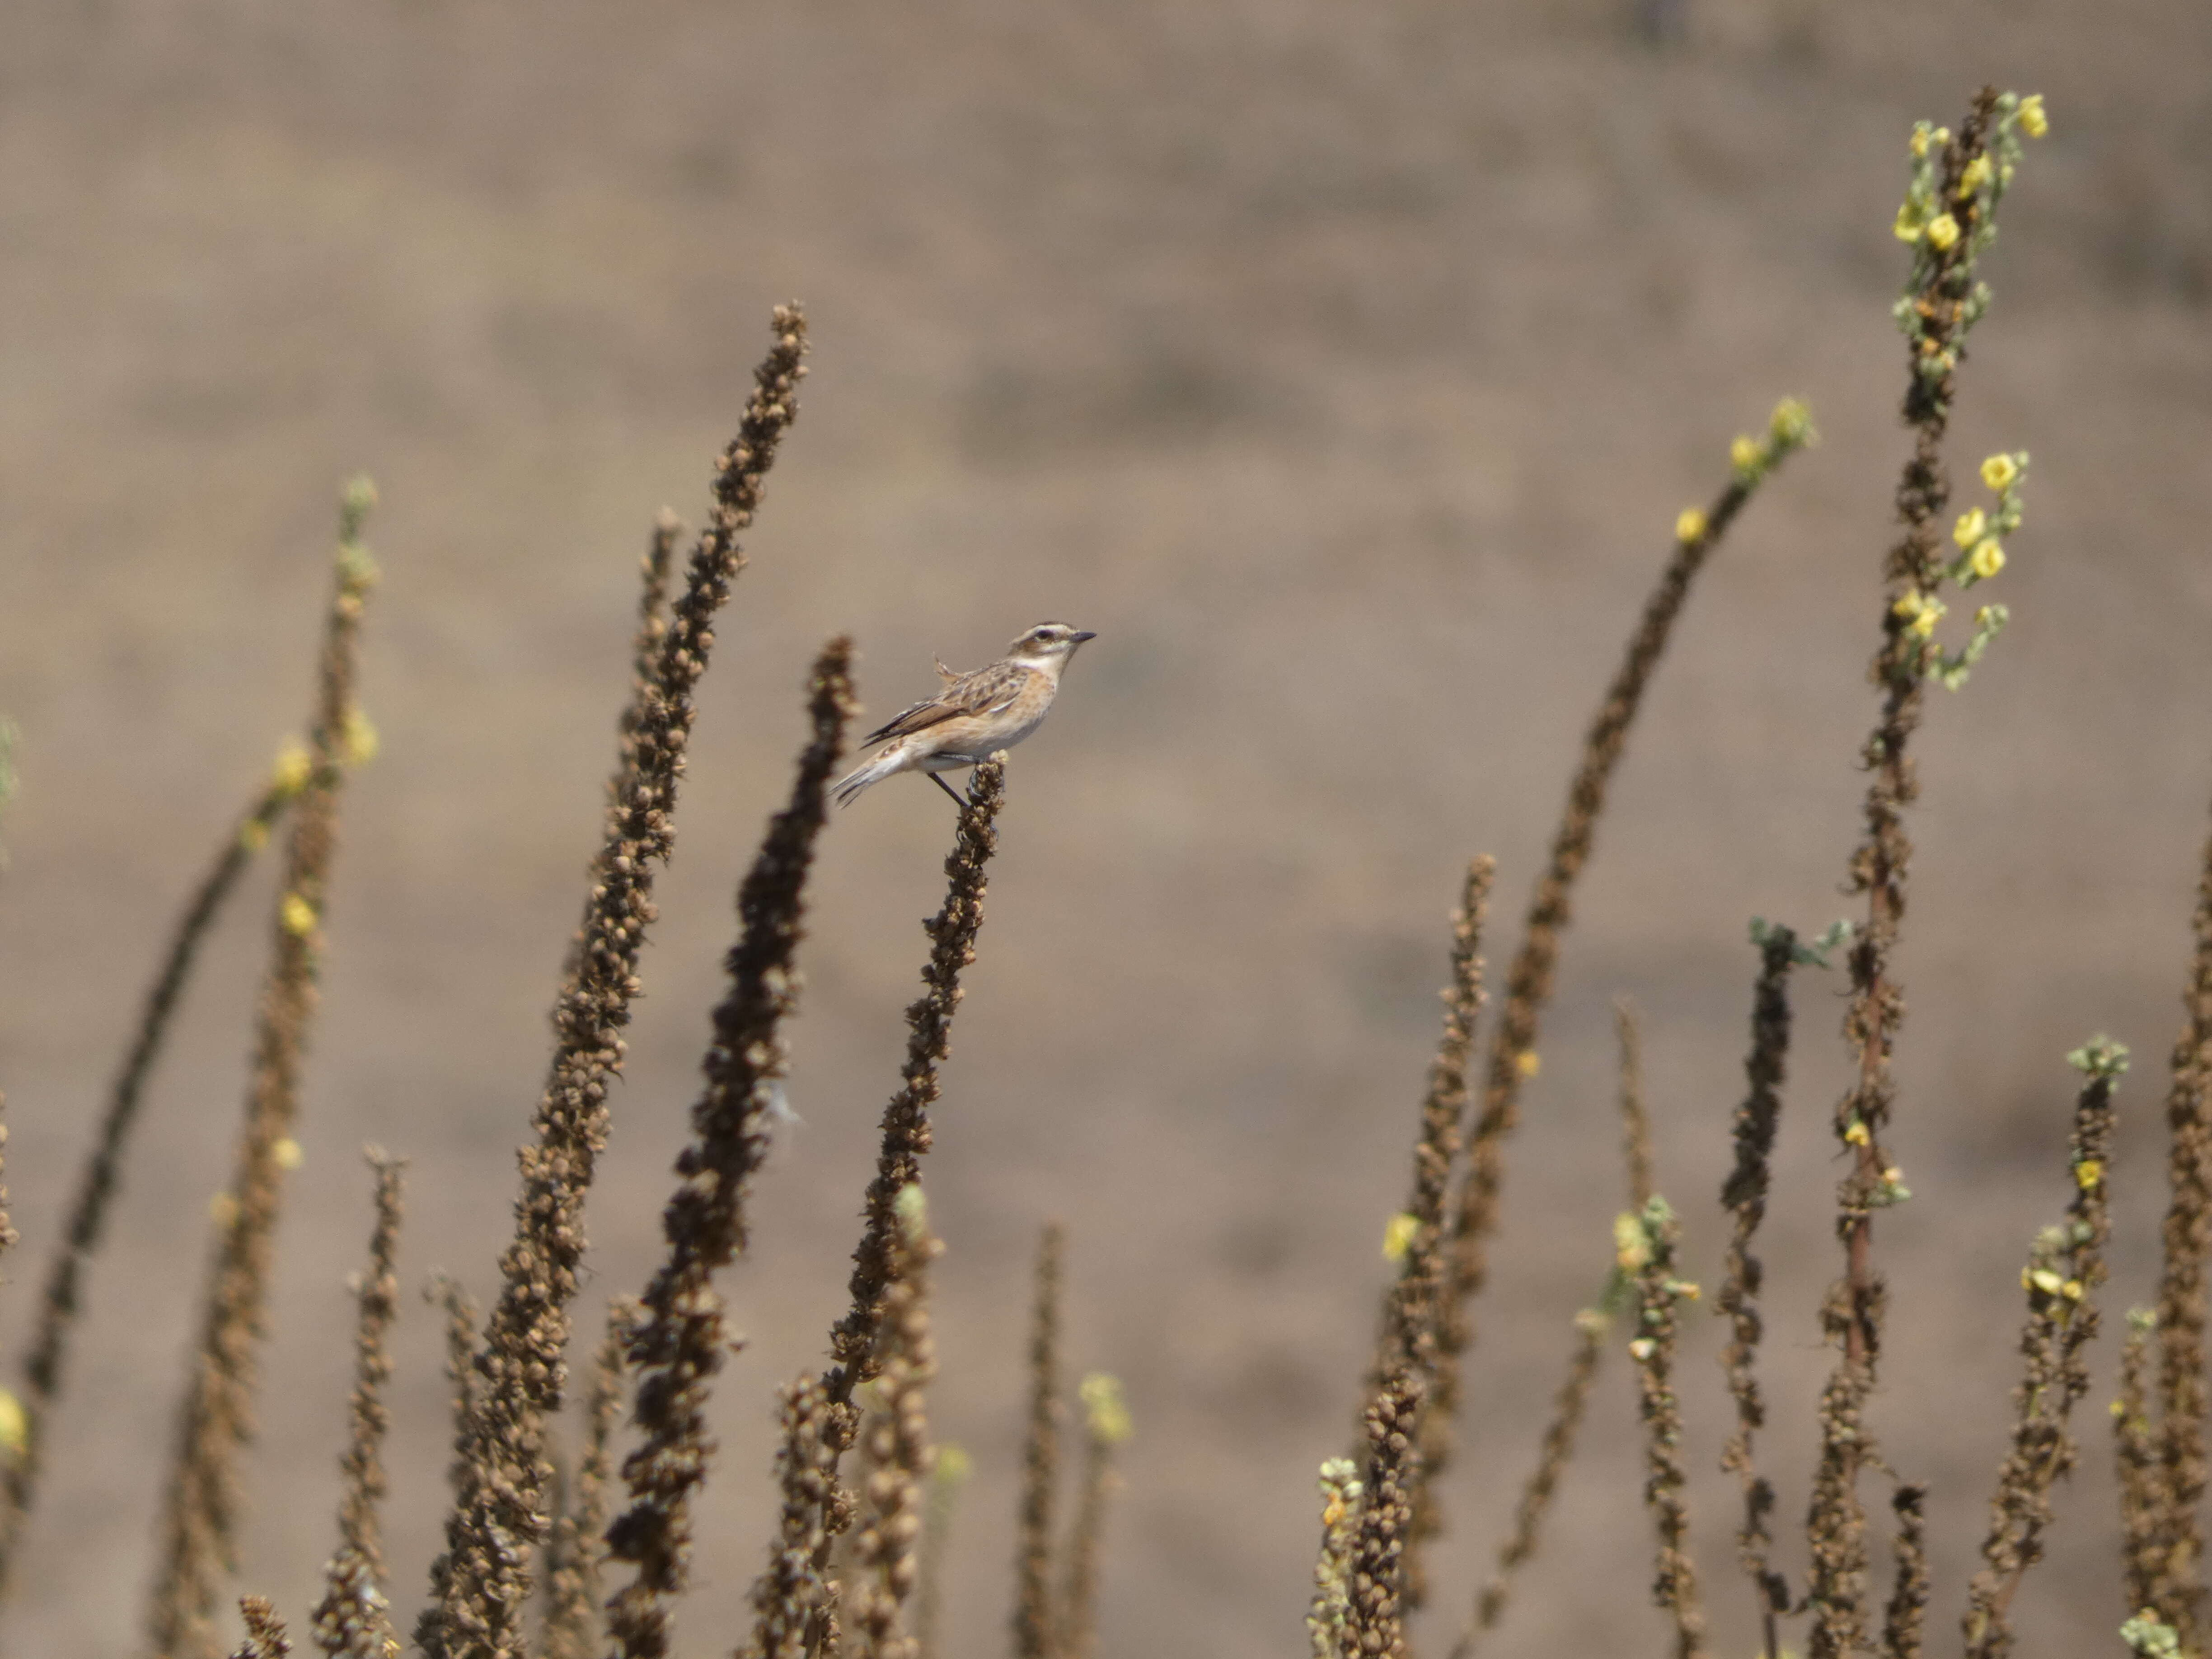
834;621;1097;806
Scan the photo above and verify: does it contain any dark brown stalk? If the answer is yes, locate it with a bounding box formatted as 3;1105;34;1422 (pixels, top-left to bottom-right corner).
1616;998;1656;1210
149;482;378;1659
1371;858;1493;1609
231;1597;293;1659
822;758;1008;1413
745;1375;846;1659
603;642;856;1659
1306;1460;1364;1659
1012;1224;1064;1659
847;1186;941;1659
1881;1486;1929;1659
1805;94;2003;1659
1961;1040;2124;1658
1447;1311;1606;1659
542;1309;627;1659
1719;926;1801;1659
422;305;807;1659
2148;807;2212;1643
1430;401;1812;1535
2117;1307;2164;1619
429;1275;482;1518
0;773;296;1589
1344;1376;1422;1659
1628;1199;1707;1659
1056;1375;1130;1659
310;1150;407;1659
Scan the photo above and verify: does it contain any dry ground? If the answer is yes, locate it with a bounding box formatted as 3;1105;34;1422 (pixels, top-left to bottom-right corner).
2;1;2211;1654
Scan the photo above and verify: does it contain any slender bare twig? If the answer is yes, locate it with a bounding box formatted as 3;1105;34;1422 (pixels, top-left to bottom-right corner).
150;481;379;1659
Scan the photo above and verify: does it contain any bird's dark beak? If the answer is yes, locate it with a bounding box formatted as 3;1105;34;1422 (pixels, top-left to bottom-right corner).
1070;630;1098;644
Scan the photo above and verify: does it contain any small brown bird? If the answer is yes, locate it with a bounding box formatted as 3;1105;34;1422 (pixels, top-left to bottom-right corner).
833;622;1097;806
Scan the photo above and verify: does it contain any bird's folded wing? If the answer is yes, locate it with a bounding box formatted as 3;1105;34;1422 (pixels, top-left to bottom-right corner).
861;661;1029;745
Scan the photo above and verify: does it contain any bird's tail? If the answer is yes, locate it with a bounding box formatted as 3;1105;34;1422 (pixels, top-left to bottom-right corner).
832;745;906;806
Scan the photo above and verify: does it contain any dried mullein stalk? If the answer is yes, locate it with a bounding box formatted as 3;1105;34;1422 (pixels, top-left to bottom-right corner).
1306;1459;1363;1659
1960;1039;2124;1658
150;481;379;1659
0;771;299;1589
2118;1306;2165;1619
1343;1376;1422;1659
423;307;809;1659
1012;1224;1064;1659
602;642;855;1659
310;1150;407;1659
233;1595;295;1659
1370;859;1491;1609
847;1185;942;1659
1430;398;1814;1549
542;1310;627;1659
1883;1485;1930;1659
1625;1198;1707;1659
745;1375;847;1659
1055;1375;1131;1659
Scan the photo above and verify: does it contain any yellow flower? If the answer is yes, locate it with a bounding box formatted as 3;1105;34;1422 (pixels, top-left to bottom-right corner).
1627;1338;1655;1361
272;1137;304;1171
2076;1158;2105;1191
1980;453;2020;491
1843;1120;1870;1147
1925;213;1961;252
270;739;313;800
1675;506;1707;544
1892;591;1927;621
936;1445;974;1486
1953;508;1988;548
1730;434;1762;472
2030;1268;2064;1296
1515;1050;1541;1078
1673;1280;1701;1301
0;1389;26;1458
1969;539;2006;580
281;893;317;937
1957;155;1993;197
1769;398;1814;446
1080;1373;1134;1444
1893;202;1925;242
1382;1212;1421;1263
2018;94;2048;139
343;708;380;767
1910;602;1943;638
1910;127;1930;159
2061;1279;2085;1302
1614;1212;1650;1272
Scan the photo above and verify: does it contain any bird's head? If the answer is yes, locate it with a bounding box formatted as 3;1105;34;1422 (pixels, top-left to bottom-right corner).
1007;621;1097;669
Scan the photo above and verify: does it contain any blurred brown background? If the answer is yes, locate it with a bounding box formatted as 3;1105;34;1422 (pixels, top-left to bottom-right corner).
2;1;2209;1653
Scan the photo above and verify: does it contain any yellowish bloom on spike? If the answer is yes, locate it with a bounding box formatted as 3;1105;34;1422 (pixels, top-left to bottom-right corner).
2018;95;2048;139
1079;1373;1134;1444
1515;1050;1541;1079
936;1445;974;1486
1910;602;1943;639
2076;1158;2104;1190
1957;155;1993;197
270;739;313;800
1969;539;2006;580
2031;1268;2064;1296
1769;398;1814;446
273;1137;304;1171
1843;1120;1871;1147
1981;453;2020;491
1675;507;1707;544
1614;1211;1650;1272
1382;1211;1421;1263
1674;1281;1701;1301
343;708;380;767
0;1388;26;1458
1627;1338;1655;1361
1893;202;1925;242
1730;435;1762;471
1925;214;1960;252
1893;590;1929;621
2062;1279;2085;1302
1910;126;1931;160
281;893;317;937
1954;508;1988;548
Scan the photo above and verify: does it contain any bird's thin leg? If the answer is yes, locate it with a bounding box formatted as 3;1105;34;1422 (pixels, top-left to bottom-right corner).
929;771;967;806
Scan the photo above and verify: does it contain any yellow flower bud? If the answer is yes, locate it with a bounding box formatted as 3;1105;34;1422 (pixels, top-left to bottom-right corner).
2017;95;2048;139
273;1137;304;1172
1382;1212;1421;1263
1969;539;2005;580
1516;1050;1541;1079
1925;213;1961;252
1980;453;2019;491
1730;435;1762;472
1675;507;1708;544
0;1389;26;1458
1769;398;1813;446
2076;1158;2104;1190
270;739;313;800
1893;202;1925;242
1957;155;1993;197
281;893;317;937
1843;1120;1871;1146
1953;508;1988;548
1910;126;1931;160
343;708;380;767
2061;1279;2085;1302
2031;1268;2064;1296
1627;1338;1655;1361
1910;603;1942;638
1614;1212;1650;1272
